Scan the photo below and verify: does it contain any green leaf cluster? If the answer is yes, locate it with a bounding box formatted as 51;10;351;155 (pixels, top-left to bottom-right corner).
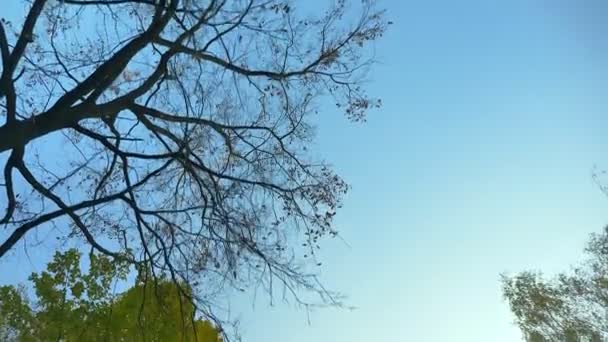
0;249;221;341
502;228;608;341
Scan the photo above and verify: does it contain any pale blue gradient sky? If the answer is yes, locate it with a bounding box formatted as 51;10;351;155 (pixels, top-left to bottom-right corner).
2;1;608;341
234;1;608;341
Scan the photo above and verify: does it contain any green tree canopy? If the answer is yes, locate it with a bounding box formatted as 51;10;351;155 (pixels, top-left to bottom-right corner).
502;228;608;342
0;249;222;341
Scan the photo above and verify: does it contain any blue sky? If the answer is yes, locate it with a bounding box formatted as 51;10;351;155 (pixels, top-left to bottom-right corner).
233;1;608;341
2;1;608;341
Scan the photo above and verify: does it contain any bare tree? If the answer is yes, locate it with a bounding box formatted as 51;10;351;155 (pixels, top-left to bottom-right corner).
0;0;386;332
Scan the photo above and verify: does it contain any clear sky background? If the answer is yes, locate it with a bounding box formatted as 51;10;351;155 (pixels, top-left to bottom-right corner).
2;1;608;341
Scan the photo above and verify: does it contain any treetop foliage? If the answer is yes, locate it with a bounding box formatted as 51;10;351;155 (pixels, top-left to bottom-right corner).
0;248;222;341
503;227;608;342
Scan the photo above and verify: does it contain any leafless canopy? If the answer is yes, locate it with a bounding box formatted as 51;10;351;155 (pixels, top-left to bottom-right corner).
0;0;385;328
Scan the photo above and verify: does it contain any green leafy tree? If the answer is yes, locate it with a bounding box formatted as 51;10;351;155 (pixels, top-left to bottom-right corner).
0;249;222;341
502;228;608;342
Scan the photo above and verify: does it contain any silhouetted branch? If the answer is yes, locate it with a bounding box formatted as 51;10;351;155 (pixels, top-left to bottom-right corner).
0;0;386;335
